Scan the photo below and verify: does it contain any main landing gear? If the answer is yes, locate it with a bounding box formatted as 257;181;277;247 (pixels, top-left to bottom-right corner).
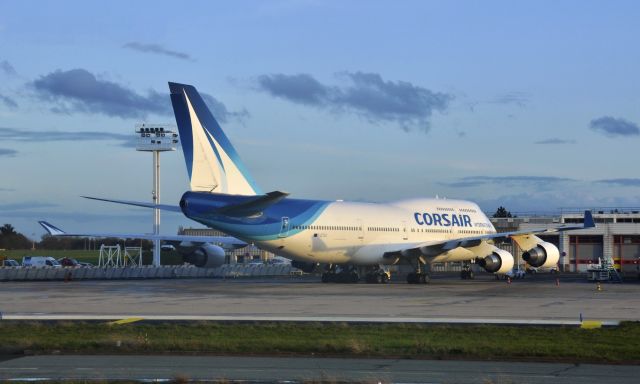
364;266;390;284
460;264;475;280
407;260;430;284
321;265;359;283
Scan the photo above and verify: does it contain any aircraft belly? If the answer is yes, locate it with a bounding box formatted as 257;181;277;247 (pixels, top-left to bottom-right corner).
259;234;353;264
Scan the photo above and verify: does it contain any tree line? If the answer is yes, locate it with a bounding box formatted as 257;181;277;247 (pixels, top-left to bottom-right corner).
0;224;31;249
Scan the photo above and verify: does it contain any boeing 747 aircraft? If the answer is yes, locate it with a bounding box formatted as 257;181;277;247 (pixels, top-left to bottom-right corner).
86;82;594;284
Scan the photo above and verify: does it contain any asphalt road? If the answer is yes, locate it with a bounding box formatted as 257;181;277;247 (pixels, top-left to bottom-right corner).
1;355;639;383
1;274;639;322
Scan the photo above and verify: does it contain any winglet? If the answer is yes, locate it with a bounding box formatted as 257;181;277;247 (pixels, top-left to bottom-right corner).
38;221;66;236
583;210;595;228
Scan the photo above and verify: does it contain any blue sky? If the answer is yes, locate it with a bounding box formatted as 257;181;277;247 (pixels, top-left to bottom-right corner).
1;0;640;239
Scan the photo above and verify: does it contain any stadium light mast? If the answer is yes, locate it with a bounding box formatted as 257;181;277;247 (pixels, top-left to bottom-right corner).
135;123;179;266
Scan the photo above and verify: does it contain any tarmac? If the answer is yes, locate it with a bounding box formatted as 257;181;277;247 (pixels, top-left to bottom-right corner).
1;355;640;383
1;273;639;323
1;274;639;382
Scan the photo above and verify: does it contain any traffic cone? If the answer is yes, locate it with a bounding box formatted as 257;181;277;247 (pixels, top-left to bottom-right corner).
596;281;602;291
507;277;512;285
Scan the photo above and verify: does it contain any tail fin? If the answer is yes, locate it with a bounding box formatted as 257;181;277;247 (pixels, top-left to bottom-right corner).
169;82;262;195
38;221;67;236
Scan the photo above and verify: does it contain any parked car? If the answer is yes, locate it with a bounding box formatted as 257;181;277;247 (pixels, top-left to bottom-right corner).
269;257;291;265
22;256;61;268
78;261;94;267
57;257;81;267
160;244;176;251
1;259;19;267
526;266;559;274
506;268;526;279
497;268;526;280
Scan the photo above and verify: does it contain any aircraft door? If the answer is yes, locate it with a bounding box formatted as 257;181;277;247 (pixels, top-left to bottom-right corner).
357;219;364;243
402;221;408;241
278;217;290;238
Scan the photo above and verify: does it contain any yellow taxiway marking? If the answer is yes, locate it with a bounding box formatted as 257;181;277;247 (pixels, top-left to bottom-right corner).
108;317;145;325
580;320;603;329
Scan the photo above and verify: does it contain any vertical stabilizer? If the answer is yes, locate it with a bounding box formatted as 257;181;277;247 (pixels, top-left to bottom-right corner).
169;82;261;195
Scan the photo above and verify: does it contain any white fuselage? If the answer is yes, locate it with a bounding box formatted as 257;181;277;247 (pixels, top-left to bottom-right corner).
254;198;496;266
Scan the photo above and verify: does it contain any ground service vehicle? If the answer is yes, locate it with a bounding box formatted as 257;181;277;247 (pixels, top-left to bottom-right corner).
22;256;61;268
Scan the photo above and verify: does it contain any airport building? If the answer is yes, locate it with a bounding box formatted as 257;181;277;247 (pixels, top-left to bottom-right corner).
492;209;640;276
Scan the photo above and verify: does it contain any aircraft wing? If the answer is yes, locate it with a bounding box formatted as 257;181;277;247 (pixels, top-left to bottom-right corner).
387;210;595;259
38;221;247;247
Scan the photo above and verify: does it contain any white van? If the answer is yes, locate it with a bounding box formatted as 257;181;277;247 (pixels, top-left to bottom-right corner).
22;256;62;268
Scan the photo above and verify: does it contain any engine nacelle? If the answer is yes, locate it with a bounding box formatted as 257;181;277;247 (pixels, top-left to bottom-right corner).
477;249;514;274
522;241;560;268
183;243;226;268
291;261;319;273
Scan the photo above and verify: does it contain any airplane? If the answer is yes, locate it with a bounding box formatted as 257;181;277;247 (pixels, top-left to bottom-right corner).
38;220;247;268
85;82;595;284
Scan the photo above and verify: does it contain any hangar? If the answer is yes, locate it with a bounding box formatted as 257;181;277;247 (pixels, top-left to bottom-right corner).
493;209;640;275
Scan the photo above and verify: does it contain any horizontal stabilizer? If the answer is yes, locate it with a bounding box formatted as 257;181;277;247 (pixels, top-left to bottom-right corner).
214;191;289;217
38;220;247;246
82;196;182;212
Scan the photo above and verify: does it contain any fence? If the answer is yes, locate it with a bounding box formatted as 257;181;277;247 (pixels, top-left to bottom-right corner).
0;264;294;281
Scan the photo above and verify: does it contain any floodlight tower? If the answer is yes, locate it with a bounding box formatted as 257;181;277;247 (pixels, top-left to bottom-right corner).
135;123;179;266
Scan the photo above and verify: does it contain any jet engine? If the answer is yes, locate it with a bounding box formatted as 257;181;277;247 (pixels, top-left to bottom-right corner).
476;249;514;274
522;242;559;268
182;243;226;268
291;261;319;273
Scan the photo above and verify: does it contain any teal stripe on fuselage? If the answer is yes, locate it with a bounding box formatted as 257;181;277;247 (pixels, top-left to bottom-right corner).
181;191;330;241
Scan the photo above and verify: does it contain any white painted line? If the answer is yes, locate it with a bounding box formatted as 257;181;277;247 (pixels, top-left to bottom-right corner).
0;314;621;326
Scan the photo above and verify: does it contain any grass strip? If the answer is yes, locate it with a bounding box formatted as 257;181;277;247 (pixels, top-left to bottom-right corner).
1;321;639;363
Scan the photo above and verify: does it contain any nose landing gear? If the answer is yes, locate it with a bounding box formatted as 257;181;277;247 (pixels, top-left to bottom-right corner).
407;272;430;284
460;263;475;280
407;260;430;284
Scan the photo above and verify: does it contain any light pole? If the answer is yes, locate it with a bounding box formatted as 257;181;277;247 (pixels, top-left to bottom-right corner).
135;123;178;266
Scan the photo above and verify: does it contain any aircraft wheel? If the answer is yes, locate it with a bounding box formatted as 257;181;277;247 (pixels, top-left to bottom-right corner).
350;272;359;283
380;273;389;284
407;273;416;284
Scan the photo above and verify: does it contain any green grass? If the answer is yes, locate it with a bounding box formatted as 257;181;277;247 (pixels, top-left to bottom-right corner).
1;321;639;363
1;249;183;265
